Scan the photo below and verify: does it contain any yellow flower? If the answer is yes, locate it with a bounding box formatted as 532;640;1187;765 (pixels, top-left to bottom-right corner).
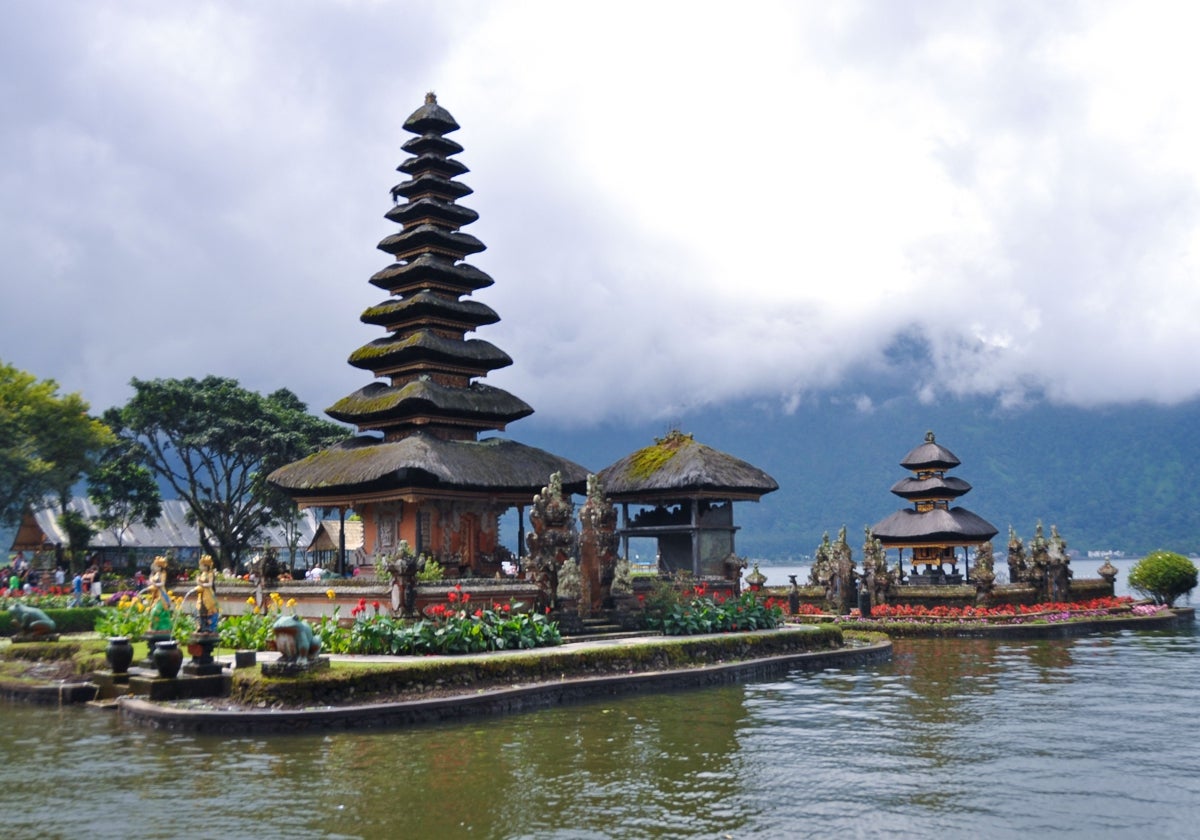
326;589;336;599
270;591;283;605
252;606;260;615
286;598;297;608
134;602;145;613
245;596;256;606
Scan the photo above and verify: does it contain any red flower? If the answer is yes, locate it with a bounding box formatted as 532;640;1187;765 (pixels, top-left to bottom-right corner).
372;600;381;612
461;592;471;604
474;609;483;618
447;590;458;603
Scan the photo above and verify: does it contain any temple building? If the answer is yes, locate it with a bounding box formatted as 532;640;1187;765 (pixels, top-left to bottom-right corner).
871;431;998;582
270;94;587;576
597;431;778;578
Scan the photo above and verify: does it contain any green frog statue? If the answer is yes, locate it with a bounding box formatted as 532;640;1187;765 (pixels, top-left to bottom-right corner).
9;602;57;641
271;614;322;665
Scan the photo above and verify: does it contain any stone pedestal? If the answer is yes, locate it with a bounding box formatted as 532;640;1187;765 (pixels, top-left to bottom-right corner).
184;632;225;676
261;657;331;677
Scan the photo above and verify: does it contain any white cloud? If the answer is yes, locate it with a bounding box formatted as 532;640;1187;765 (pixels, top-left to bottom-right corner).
2;0;1199;424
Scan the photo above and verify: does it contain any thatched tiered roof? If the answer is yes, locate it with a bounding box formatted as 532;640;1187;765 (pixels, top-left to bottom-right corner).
270;432;587;505
597;431;778;502
871;431;997;548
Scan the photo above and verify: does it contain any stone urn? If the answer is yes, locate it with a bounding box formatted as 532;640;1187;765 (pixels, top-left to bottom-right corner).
105;636;134;674
234;650;257;669
152;640;183;679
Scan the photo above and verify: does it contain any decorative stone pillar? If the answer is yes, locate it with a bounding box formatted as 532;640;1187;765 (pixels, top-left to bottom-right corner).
578;474;618;615
526;472;577;611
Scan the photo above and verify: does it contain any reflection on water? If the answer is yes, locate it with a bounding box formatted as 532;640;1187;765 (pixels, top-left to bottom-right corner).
2;625;1197;839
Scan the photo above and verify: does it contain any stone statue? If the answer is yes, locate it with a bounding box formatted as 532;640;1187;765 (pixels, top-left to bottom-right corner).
809;532;833;587
1027;521;1049;592
9;602;57;639
271;614;322;664
861;526;892;607
384;541;424;616
144;555;174;633
1006;526;1028;584
186;554;221;633
829;526;857;615
526;472;577;611
578;474;619;613
972;540;997;601
1046;525;1073;600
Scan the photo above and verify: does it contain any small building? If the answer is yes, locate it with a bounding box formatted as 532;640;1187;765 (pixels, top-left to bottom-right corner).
597;431;778;578
9;498;319;569
305;519;366;570
871;431;998;582
269;94;588;575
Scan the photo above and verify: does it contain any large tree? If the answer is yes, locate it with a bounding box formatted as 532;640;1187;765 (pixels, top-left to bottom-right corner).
0;360;114;526
87;408;163;550
116;376;346;569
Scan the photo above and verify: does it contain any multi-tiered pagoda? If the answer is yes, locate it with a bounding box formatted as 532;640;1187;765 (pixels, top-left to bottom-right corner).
871;431;998;583
270;94;587;575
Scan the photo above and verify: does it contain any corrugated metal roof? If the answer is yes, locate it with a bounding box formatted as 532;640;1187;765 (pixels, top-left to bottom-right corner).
11;497;320;552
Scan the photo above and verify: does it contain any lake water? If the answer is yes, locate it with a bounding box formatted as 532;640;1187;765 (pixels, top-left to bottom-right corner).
2;620;1196;839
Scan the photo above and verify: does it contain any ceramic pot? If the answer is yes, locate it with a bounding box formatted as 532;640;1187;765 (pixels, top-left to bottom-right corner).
152;640;183;679
106;636;134;674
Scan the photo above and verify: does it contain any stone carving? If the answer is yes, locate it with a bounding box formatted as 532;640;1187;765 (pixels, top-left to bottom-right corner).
972;540;997;601
1046;525;1073;600
578;474;619;613
526;472;577;611
828;526;858;615
144;555;175;634
1006;526;1028;585
809;532;834;587
271;615;322;664
384;540;424;616
861;526;893;607
1027;521;1050;593
8;602;57;640
186;555;221;634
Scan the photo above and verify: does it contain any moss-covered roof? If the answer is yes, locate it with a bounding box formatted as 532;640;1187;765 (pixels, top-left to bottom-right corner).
327;379;532;427
369;253;494;294
377;224;485;259
268;433;589;498
597;431;778;501
360;291;499;330
347;329;512;374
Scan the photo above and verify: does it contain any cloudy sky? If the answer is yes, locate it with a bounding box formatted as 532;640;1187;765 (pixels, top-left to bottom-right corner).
3;1;1199;428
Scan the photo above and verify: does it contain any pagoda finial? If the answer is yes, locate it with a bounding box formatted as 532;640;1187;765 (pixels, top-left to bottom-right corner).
925;430;935;443
425;91;437;105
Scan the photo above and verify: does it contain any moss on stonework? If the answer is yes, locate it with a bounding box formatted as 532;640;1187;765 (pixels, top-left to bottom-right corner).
628;431;693;480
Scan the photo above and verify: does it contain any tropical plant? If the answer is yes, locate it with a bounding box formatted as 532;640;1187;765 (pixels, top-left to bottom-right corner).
646;582;783;636
1128;551;1198;606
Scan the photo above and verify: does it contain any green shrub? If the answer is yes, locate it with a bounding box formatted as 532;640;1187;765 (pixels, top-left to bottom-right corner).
1128;550;1198;606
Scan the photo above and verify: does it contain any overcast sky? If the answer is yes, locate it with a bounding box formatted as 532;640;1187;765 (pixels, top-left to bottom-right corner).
3;1;1199;429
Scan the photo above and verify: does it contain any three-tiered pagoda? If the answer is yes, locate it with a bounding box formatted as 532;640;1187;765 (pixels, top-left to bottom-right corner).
871;431;998;582
270;94;587;575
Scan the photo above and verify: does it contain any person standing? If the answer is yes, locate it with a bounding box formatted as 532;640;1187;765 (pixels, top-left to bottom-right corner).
71;570;84;607
54;566;66;587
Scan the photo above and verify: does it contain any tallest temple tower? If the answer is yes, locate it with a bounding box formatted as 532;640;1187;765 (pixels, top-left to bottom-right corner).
271;94;586;574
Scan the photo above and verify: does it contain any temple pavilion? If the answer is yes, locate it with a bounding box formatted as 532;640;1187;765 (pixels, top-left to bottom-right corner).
597;431;778;578
269;94;587;576
871;431;998;583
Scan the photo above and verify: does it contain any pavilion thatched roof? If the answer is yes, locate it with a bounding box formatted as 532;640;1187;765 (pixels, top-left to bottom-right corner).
871;507;998;547
268;432;589;503
597;431;778;502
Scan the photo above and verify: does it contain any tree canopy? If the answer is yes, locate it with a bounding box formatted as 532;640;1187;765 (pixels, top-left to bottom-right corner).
0;360;115;526
115;376;347;569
